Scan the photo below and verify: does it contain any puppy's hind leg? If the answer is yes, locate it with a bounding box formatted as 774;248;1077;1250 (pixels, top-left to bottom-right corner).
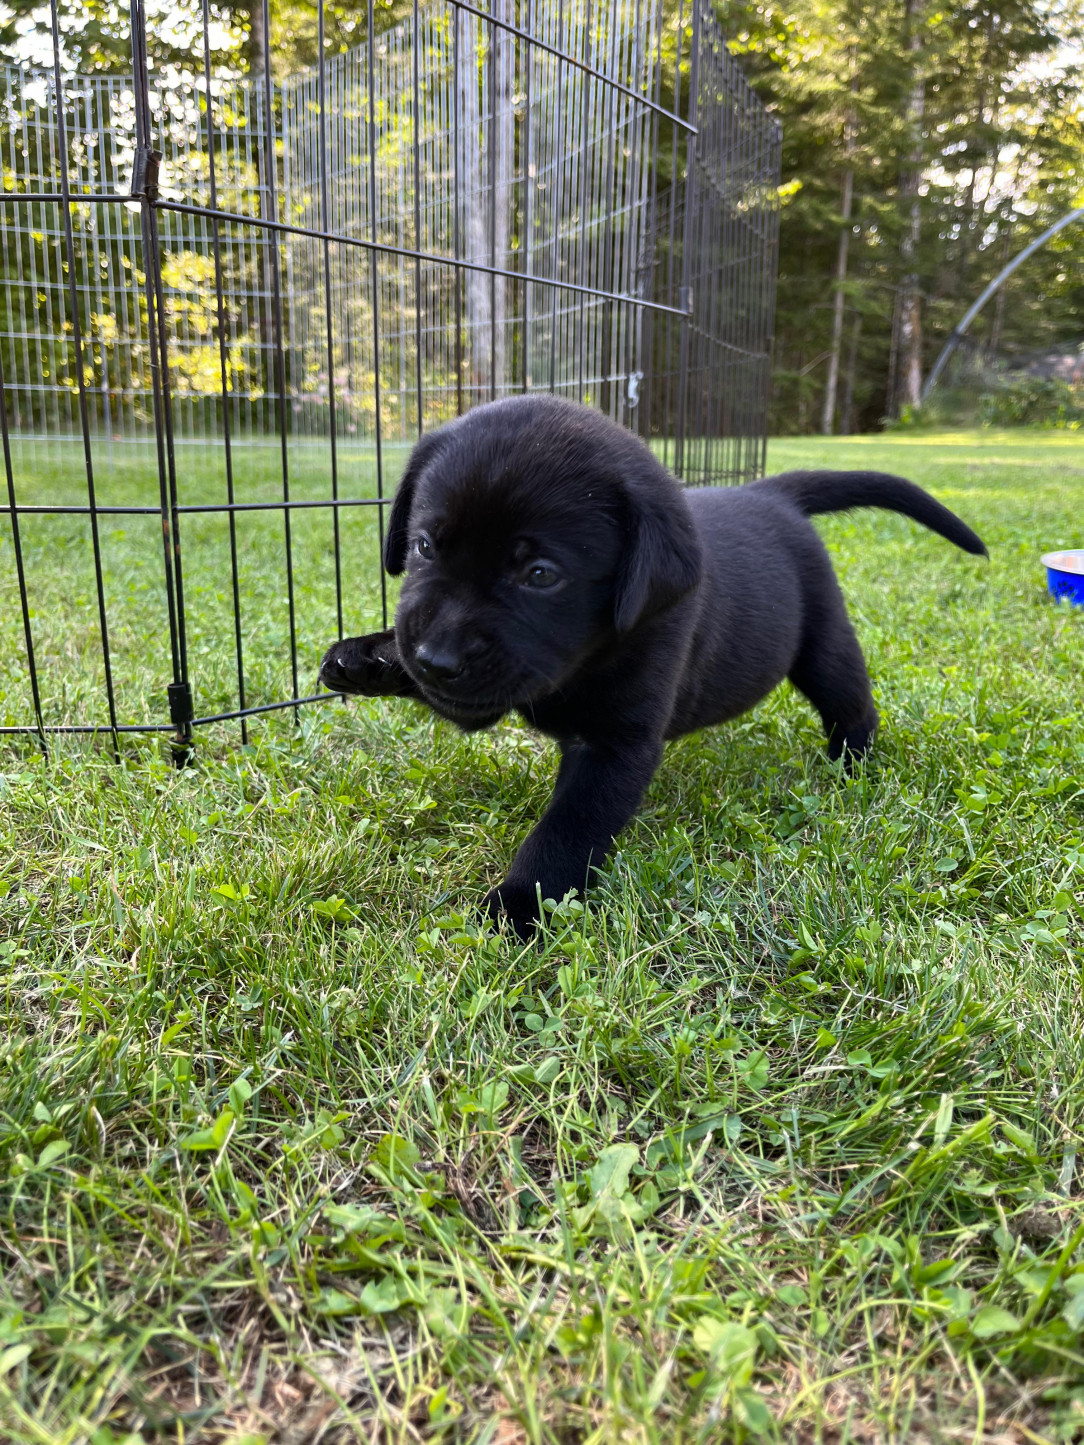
788;613;878;766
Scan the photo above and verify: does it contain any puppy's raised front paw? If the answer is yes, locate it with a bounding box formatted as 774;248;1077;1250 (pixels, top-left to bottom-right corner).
318;631;417;697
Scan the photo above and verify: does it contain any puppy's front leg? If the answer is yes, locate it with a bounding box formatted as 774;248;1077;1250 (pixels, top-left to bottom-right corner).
318;629;419;698
485;738;663;938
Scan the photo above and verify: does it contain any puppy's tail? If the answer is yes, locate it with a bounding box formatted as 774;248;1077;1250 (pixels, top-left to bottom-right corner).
759;469;987;557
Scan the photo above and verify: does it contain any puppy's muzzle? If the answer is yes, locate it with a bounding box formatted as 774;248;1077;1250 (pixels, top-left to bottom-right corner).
411;640;463;683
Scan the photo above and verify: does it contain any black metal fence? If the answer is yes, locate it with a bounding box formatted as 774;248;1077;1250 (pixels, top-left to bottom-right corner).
0;0;780;757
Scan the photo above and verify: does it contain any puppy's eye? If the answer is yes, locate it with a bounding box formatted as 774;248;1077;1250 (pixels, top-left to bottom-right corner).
414;534;434;560
522;561;561;590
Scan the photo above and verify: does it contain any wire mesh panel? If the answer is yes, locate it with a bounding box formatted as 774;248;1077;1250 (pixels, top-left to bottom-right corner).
0;0;780;755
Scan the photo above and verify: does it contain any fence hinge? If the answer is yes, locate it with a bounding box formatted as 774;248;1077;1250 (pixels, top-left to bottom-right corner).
131;146;162;202
168;680;194;728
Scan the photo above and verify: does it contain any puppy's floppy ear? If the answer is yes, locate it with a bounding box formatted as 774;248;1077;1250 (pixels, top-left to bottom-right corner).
383;430;447;575
613;474;702;632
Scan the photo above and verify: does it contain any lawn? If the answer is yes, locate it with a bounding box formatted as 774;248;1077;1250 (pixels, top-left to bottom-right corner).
0;436;407;733
0;428;1082;1443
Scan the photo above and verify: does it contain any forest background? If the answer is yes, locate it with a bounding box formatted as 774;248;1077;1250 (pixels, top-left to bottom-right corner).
7;0;1082;435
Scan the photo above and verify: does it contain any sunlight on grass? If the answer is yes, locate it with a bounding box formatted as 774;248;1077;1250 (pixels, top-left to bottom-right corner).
0;438;413;731
0;430;1081;1441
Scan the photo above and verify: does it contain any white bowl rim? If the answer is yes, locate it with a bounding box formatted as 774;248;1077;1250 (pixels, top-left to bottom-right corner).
1041;549;1084;575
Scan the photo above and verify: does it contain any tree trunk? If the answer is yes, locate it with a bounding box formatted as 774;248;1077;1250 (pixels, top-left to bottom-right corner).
893;0;925;414
897;253;923;411
460;4;513;401
492;0;513;396
248;0;266;76
841;310;863;434
960;72;987;289
249;0;271;404
822;69;857;435
797;350;807;433
821;167;853;434
459;15;488;401
885;284;901;419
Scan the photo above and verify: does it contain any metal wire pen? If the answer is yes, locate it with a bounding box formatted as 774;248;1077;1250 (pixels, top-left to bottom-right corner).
0;0;779;758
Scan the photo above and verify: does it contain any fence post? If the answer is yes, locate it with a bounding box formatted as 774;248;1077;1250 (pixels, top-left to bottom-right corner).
674;0;701;481
130;0;194;764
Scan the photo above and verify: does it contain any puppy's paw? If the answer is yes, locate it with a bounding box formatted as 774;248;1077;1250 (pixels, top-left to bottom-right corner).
318;630;416;697
482;882;540;942
827;713;878;771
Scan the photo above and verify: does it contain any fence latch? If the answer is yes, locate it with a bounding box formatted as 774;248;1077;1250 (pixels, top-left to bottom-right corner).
131;146;162;202
679;286;695;316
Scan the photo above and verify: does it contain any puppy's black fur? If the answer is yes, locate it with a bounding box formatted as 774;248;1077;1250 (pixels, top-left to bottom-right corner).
320;395;985;936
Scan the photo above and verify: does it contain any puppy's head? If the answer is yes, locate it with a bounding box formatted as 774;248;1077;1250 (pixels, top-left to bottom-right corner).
383;396;701;726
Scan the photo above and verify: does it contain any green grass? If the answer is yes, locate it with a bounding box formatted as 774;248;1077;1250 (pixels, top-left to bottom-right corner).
0;428;1082;1443
0;436;407;731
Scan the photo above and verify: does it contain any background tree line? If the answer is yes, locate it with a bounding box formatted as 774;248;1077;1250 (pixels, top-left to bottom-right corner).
718;0;1084;432
4;0;1081;434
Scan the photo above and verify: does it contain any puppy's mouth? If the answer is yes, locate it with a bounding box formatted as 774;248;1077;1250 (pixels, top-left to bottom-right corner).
410;673;514;713
397;628;567;718
401;655;540;720
399;676;509;732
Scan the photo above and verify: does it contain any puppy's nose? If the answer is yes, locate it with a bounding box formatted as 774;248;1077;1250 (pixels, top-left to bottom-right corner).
413;641;463;682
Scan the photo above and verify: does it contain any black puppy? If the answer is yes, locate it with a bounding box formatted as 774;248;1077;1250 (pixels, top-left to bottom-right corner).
320;395;985;936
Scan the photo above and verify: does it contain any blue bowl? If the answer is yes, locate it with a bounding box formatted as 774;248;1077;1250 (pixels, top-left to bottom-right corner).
1041;549;1084;606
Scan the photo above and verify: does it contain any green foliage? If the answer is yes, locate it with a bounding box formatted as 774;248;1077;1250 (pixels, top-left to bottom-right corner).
0;0;414;79
0;0;225;72
0;437;407;728
6;0;1080;434
979;374;1084;428
719;0;1084;432
262;0;414;74
0;432;1082;1437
